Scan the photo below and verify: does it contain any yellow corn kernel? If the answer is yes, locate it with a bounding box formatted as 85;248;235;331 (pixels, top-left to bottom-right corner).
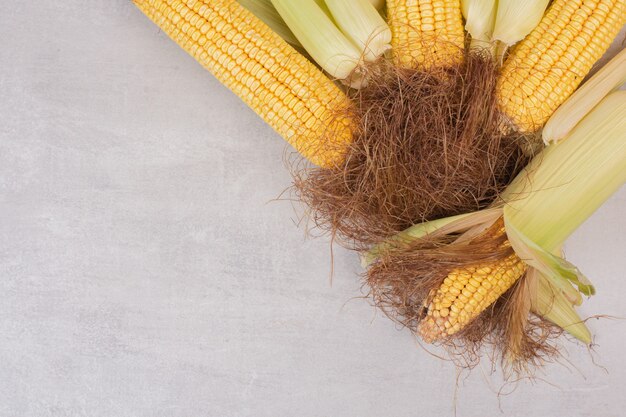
386;0;465;68
497;0;626;132
134;0;353;167
418;219;527;342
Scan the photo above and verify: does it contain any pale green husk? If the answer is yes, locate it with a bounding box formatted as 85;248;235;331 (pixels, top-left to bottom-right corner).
368;0;385;10
501;91;626;252
492;0;549;46
271;0;363;84
325;0;391;61
237;0;300;47
529;269;592;344
461;0;497;47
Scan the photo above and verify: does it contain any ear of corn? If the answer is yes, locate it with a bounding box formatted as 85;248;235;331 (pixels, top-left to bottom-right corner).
543;48;626;144
502;90;626;253
134;0;353;168
418;219;527;342
386;0;465;68
497;0;626;132
405;91;625;343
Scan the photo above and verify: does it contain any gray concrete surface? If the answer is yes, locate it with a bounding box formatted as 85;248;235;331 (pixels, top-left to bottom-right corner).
1;2;624;416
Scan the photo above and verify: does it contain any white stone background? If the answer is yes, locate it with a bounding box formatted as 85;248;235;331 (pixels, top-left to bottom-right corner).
1;2;624;416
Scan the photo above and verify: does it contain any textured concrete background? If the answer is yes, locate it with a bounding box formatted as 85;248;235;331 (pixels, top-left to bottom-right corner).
1;2;624;416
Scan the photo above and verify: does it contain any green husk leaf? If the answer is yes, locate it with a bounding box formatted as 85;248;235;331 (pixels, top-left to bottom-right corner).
314;0;334;19
368;0;385;10
237;0;301;47
500;91;626;251
529;269;592;344
492;0;550;47
504;214;595;304
272;0;363;85
461;0;497;45
325;0;391;62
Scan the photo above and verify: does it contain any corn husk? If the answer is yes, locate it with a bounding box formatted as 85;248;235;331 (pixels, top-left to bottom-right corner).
237;0;300;47
461;0;497;48
500;91;626;340
325;0;391;61
492;0;549;47
502;91;626;251
528;269;592;344
272;0;363;85
368;0;385;10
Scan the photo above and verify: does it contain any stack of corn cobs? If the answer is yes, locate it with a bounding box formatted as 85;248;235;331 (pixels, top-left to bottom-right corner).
134;0;626;372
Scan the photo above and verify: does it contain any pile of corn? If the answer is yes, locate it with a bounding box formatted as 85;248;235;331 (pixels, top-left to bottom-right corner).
133;0;626;366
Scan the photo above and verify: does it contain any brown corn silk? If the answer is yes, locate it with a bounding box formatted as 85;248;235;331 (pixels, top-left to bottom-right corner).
294;53;531;249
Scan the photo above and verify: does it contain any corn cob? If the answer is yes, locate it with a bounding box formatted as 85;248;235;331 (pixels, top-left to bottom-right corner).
497;0;626;133
134;0;353;167
386;0;465;68
418;219;527;342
